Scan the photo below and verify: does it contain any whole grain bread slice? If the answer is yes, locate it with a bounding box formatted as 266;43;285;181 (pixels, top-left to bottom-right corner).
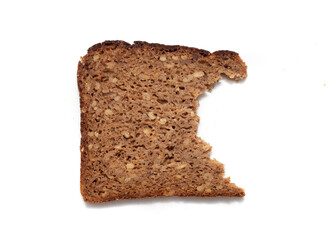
78;41;247;203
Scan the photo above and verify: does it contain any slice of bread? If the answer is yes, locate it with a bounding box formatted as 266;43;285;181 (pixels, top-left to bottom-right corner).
78;41;247;203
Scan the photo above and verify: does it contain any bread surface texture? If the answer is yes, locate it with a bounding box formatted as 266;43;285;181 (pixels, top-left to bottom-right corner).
78;41;247;203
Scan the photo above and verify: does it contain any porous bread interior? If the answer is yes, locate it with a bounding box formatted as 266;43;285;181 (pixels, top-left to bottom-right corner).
78;41;247;203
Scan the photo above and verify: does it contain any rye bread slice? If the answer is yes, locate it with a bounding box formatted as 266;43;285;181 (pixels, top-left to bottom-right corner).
78;41;247;203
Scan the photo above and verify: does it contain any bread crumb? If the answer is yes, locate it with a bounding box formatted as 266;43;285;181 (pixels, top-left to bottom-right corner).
142;92;150;100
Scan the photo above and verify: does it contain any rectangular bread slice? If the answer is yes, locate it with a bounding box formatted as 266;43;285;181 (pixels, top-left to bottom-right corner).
78;41;247;203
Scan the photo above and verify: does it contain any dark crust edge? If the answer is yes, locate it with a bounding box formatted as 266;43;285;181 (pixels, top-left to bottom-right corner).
87;40;245;62
85;191;245;204
77;61;88;201
86;40;247;81
78;41;246;202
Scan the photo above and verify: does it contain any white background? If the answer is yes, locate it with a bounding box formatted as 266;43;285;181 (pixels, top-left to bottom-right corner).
1;0;329;239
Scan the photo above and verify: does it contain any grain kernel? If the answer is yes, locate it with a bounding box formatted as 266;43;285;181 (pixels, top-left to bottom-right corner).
96;108;102;115
121;131;130;138
143;128;151;135
126;163;135;170
197;185;204;192
165;162;175;168
172;56;179;60
176;163;188;169
202;144;211;152
95;82;100;90
110;77;118;83
93;55;99;61
114;96;120;101
165;63;175;68
88;144;93;150
102;88;109;94
193;71;205;78
139;74;149;80
106;62;115;69
159;118;167;124
88;131;94;137
148;112;156;120
160;166;167;172
151;137;157;141
130;174;138;180
168;190;175;195
203;173;214;181
104;109;113;116
159;55;166;61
